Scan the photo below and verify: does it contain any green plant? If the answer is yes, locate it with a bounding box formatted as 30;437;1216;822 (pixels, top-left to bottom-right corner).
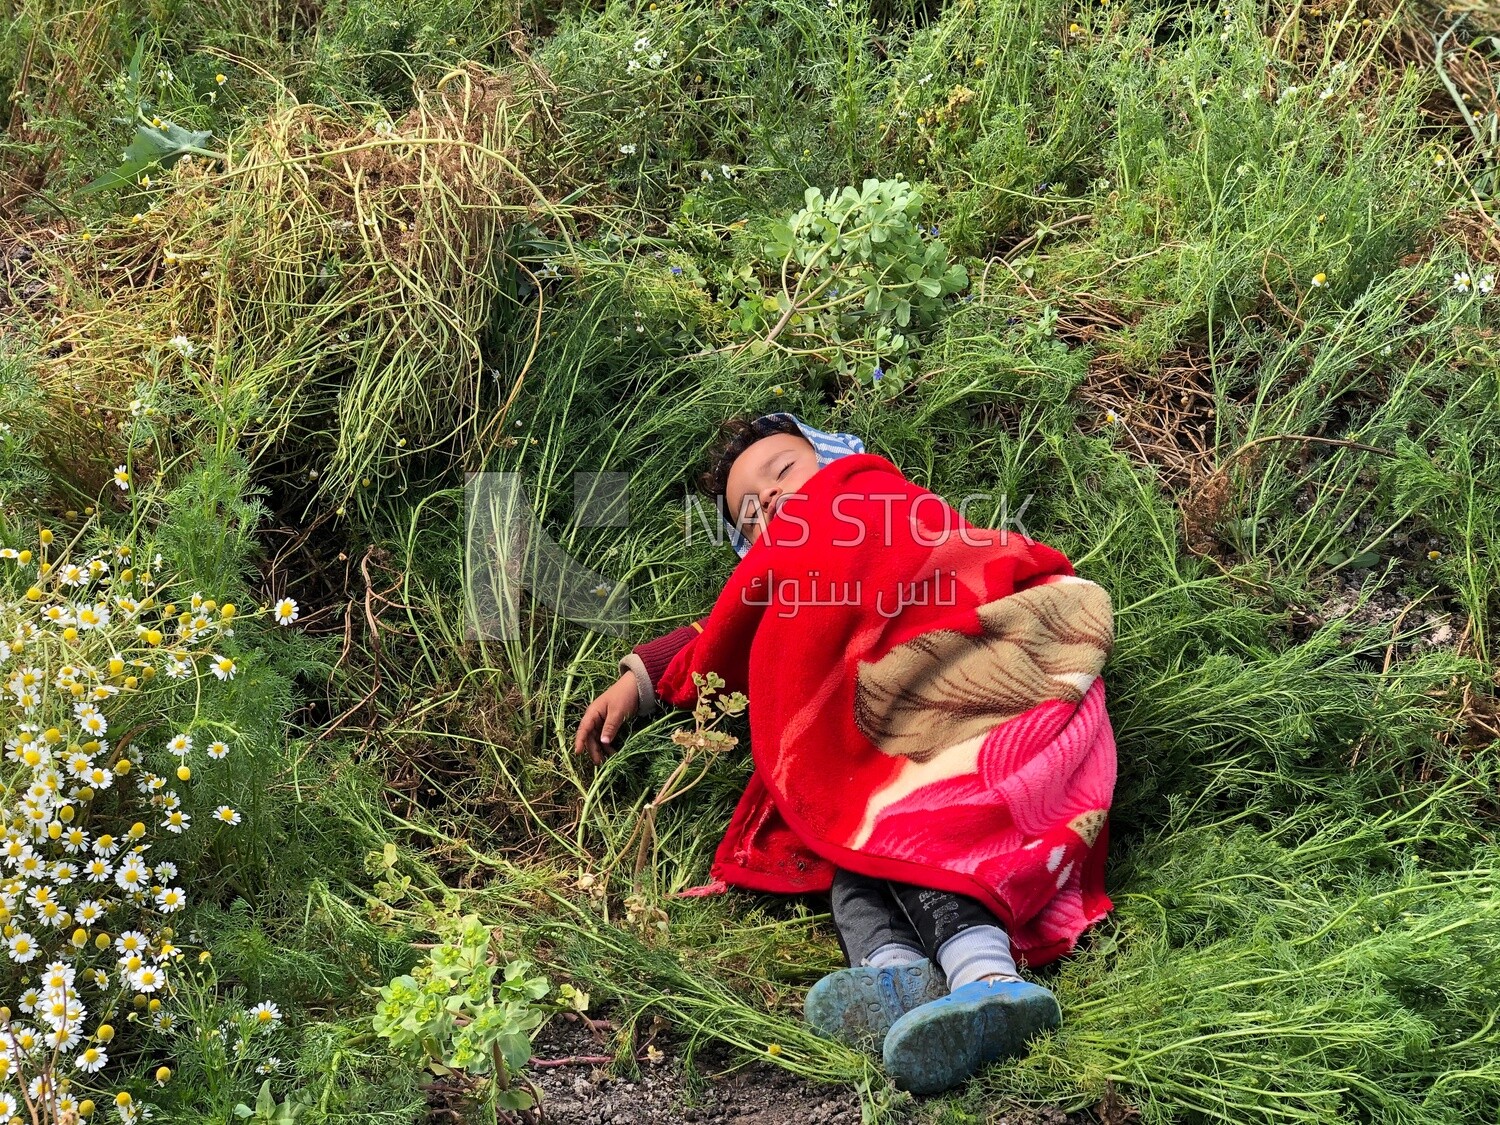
233;1080;311;1122
372;914;584;1117
83;37;225;194
0;521;295;1122
728;177;968;389
624;671;746;885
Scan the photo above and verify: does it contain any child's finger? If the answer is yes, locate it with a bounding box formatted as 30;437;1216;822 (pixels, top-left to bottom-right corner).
600;708;623;747
573;701;602;756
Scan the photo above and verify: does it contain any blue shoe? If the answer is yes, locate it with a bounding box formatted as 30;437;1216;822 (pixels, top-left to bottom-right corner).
881;979;1061;1095
804;961;948;1050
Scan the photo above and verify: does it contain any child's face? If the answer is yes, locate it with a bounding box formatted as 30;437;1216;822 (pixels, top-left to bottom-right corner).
724;433;820;545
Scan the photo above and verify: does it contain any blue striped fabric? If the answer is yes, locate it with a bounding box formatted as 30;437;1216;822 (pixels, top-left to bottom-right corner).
721;413;867;558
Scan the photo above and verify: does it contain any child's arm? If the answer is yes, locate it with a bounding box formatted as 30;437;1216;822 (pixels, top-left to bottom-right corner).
572;618;709;764
618;619;708;717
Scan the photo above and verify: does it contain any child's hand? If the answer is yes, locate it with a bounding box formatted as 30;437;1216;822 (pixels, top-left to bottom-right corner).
573;672;641;765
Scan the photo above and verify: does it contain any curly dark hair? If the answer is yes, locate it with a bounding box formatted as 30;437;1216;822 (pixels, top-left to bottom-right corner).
693;414;805;501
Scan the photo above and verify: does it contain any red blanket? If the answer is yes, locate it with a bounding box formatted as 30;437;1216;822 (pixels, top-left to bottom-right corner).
655;453;1116;966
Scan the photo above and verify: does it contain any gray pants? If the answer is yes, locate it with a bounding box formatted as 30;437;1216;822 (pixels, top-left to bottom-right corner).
830;868;1005;966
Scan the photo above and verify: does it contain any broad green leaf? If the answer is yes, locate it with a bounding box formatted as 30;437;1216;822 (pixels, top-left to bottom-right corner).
495;1088;535;1111
82;118;217;194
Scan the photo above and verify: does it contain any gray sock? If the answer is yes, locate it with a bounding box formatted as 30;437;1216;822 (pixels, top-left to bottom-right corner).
863;942;927;969
935;925;1022;989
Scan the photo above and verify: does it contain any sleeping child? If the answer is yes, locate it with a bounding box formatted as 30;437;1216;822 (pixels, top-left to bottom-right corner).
572;412;1117;1095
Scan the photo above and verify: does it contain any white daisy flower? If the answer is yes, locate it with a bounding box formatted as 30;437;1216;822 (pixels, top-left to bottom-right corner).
273;598;299;626
75;603;110;631
43;1024;80;1052
8;931;38;962
75;1045;108;1073
1454;271;1473;292
115;857;148;890
155;886;185;912
214;806;242;826
249;1001;281;1027
7;1025;39;1057
129;964;165;993
25;1076;54;1102
207;741;230;760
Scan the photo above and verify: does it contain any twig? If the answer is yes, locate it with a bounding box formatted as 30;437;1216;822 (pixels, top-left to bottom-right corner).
999;213;1093;262
313;545;398;743
1434;22;1495;165
1212;433;1396;477
529;1055;612;1069
1381;599;1430;676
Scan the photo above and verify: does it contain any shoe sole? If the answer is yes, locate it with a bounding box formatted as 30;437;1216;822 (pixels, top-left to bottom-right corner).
804;963;946;1050
882;984;1061;1096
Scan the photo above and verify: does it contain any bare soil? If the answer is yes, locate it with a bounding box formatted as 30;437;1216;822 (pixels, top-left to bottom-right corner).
489;1009;1102;1125
520;1011;864;1125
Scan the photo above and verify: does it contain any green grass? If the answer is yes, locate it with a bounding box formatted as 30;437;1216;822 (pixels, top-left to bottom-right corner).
2;0;1498;1121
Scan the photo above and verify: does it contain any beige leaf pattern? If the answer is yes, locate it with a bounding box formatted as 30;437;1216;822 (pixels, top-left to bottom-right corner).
853;578;1114;763
1068;809;1107;846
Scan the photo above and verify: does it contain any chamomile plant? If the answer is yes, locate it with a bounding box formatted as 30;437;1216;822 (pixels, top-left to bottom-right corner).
0;526;297;1122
